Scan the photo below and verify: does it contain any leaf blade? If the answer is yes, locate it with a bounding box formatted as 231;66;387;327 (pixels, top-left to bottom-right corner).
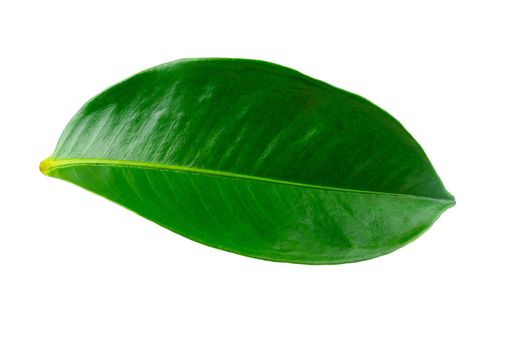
41;58;455;264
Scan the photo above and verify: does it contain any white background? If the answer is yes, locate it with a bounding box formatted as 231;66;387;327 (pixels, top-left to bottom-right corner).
1;1;523;349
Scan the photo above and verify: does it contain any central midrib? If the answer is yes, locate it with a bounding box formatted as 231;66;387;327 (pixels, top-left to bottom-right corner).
40;157;454;204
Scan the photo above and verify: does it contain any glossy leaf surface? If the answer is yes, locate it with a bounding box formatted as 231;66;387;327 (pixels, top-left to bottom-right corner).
40;58;455;264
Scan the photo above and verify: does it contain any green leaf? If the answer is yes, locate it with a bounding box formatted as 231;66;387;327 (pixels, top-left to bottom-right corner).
40;58;454;264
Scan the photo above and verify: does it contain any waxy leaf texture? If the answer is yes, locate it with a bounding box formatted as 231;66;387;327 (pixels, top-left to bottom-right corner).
40;58;455;264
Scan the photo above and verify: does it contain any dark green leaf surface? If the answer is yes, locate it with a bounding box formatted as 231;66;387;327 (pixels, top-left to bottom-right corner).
40;58;454;264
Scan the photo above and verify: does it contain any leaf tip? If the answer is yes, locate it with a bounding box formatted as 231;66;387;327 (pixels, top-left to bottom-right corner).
445;192;456;209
